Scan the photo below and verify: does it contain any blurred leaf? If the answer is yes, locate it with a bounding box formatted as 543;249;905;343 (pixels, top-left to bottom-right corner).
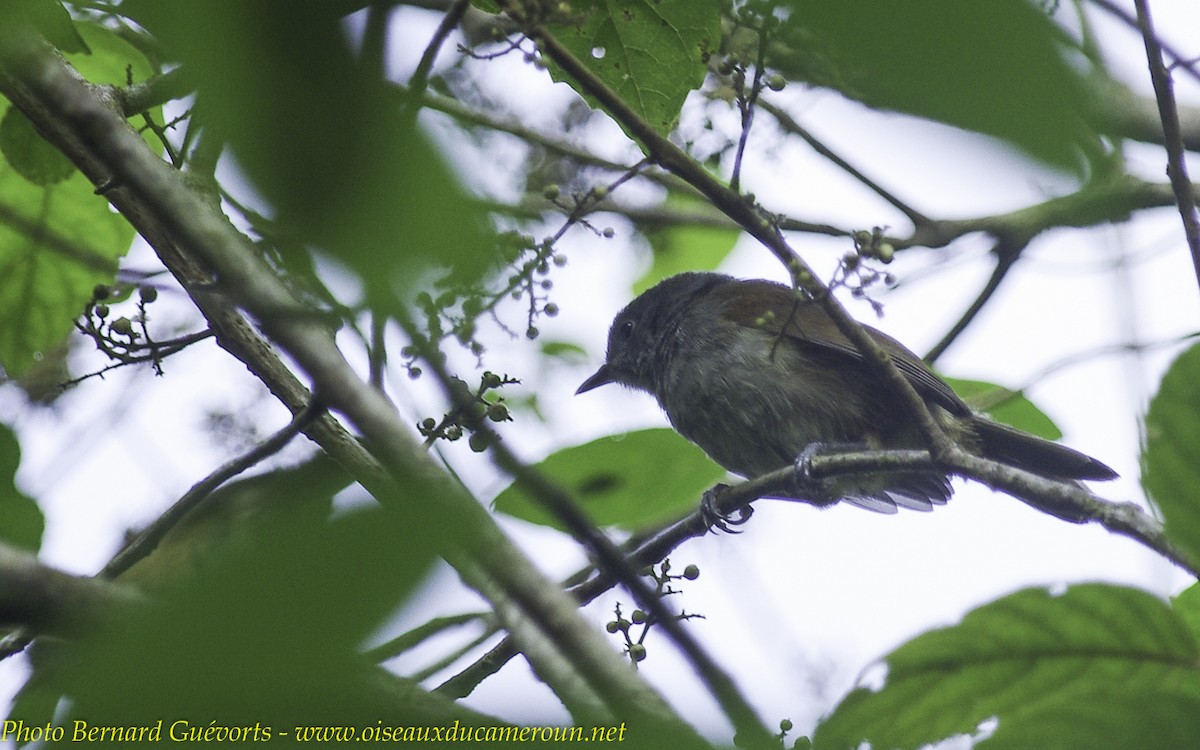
771;1;1103;171
123;2;490;304
635;192;739;295
50;502;448;734
493;428;725;531
120;455;351;592
0;0;90;54
946;377;1062;441
0;424;42;552
1174;582;1200;643
814;584;1200;750
1143;342;1200;564
540;340;589;365
0;23;147;377
0;105;75;185
547;0;721;138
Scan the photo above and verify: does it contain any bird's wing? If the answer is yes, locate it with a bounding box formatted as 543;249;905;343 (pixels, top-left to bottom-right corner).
717;279;971;417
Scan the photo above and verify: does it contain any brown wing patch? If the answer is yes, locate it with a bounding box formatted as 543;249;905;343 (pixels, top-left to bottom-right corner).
716;279;970;416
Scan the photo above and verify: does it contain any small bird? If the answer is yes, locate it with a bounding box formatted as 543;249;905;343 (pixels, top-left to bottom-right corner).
576;272;1116;518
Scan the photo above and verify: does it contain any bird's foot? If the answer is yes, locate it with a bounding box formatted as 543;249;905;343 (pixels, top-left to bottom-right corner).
700;484;754;534
793;442;870;506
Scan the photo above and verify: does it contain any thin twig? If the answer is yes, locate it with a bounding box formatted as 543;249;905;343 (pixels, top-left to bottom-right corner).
404;0;471;120
759;98;931;227
1088;0;1200;85
1128;0;1200;295
729;25;768;193
924;237;1026;364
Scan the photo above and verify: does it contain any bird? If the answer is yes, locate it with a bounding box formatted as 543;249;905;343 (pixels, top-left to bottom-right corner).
576;272;1116;519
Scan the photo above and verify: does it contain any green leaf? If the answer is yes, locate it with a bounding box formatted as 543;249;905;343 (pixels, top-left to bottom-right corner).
52;502;443;730
814;584;1200;750
635;191;740;295
0;424;42;552
540;340;589;365
122;2;491;305
493;428;726;531
1143;342;1200;564
0;0;90;55
0;105;75;185
0;23;150;376
772;1;1103;172
547;0;721;138
1173;581;1200;643
945;377;1062;441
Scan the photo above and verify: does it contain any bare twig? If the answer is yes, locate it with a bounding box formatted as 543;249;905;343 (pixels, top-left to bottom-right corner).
759;98;931;227
405;0;471;114
1128;0;1200;294
924;237;1027;364
1088;0;1200;85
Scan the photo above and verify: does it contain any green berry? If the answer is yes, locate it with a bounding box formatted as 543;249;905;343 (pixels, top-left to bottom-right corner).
110;317;133;335
138;285;158;303
487;403;510;422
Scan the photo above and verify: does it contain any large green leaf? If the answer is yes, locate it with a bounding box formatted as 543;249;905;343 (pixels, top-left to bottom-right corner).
814;584;1200;750
0;23;150;376
42;502;444;733
771;1;1103;172
547;0;721;138
1143;342;1200;564
121;1;490;305
946;377;1062;441
0;424;41;551
493;428;726;531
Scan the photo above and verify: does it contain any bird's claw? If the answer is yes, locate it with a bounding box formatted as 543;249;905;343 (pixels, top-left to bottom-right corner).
700;484;754;534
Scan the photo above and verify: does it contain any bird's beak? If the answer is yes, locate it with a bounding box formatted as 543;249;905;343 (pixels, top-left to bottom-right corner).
575;364;613;395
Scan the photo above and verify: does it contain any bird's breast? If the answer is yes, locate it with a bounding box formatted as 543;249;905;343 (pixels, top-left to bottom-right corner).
656;330;876;478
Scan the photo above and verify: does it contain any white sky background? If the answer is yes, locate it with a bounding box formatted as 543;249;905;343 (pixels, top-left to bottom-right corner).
2;1;1200;743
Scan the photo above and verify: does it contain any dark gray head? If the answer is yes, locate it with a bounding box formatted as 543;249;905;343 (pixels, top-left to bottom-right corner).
576;272;730;395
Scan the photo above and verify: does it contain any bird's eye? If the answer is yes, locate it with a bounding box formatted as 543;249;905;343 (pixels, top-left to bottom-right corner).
618;320;634;339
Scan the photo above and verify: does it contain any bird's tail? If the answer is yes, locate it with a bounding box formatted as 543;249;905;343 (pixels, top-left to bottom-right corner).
969;417;1117;482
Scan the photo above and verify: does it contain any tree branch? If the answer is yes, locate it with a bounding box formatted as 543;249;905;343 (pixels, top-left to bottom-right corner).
1129;0;1200;295
0;543;142;638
